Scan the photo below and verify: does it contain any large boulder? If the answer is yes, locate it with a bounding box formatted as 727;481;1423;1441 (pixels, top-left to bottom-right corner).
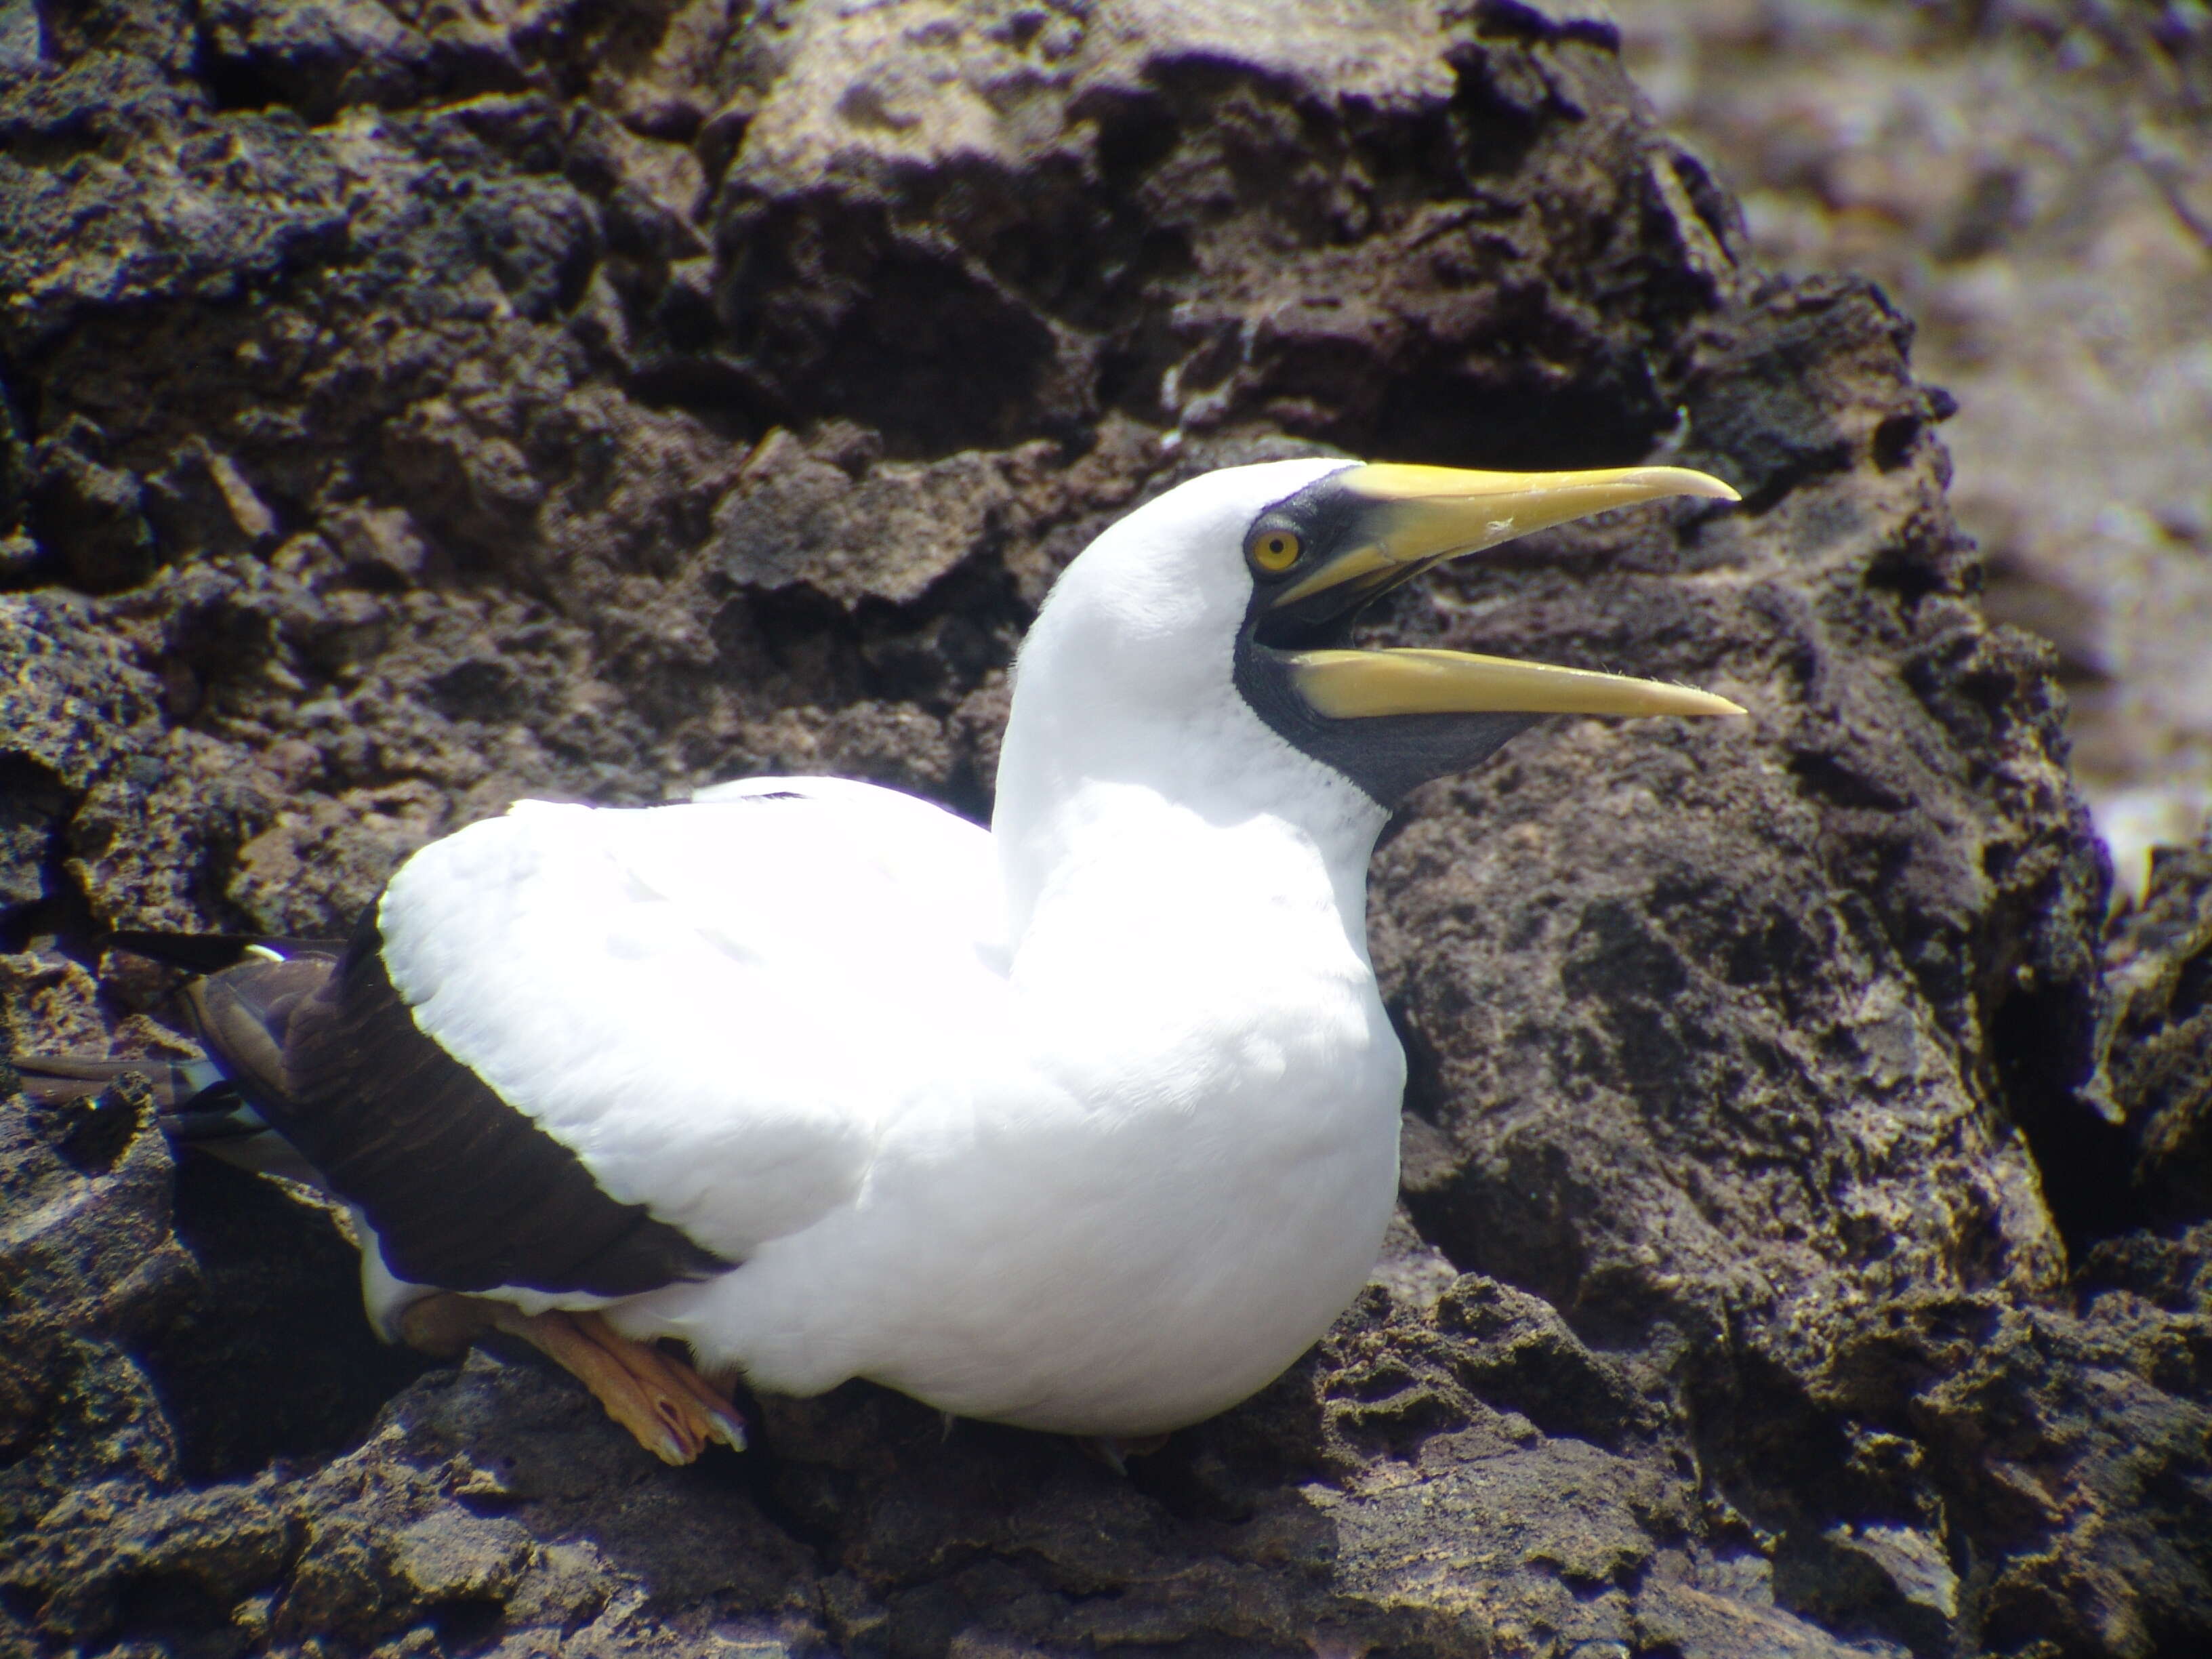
3;2;2205;1656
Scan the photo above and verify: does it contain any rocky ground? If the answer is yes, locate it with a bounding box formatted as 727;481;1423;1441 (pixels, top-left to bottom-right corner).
1607;0;2212;901
1;3;2208;1658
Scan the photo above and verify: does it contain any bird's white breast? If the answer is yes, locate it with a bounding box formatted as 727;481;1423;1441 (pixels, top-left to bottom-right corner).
633;789;1406;1435
373;457;1414;1434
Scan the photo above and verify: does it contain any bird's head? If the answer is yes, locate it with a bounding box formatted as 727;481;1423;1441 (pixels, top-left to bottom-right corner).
1012;456;1744;810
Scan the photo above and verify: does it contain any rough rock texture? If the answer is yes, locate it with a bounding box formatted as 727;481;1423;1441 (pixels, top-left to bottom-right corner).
1604;0;2212;895
2;2;2207;1658
2095;836;2212;1229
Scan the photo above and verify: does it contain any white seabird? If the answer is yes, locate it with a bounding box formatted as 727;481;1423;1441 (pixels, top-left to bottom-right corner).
46;457;1744;1464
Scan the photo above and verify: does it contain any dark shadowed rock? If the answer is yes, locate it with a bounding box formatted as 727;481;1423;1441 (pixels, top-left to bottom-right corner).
2096;834;2212;1225
2;2;2207;1656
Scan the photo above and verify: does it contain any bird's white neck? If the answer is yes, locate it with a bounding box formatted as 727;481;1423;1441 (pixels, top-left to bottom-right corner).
992;647;1389;980
989;454;1388;978
1002;780;1381;999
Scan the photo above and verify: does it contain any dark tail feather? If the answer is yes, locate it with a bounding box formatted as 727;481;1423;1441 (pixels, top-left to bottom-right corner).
13;1052;227;1109
171;951;345;1185
166;1101;327;1183
10;1052;324;1182
180;951;341;1105
104;930;348;975
13;944;344;1188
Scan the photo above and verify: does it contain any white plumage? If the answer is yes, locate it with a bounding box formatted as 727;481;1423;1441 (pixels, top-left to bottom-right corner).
377;460;1404;1434
146;454;1738;1452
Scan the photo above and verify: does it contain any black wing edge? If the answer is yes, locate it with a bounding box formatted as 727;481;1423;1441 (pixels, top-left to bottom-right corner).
211;907;737;1298
12;913;736;1300
104;930;349;975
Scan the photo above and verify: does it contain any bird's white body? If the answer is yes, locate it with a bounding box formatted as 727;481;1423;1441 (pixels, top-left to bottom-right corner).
373;461;1408;1435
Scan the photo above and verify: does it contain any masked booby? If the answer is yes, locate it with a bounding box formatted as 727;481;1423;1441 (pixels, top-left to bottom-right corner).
26;457;1744;1464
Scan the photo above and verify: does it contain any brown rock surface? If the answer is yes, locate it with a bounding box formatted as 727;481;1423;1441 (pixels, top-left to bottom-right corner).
2;3;2207;1657
1606;0;2212;896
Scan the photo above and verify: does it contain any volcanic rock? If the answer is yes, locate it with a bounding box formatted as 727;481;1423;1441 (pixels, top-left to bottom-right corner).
2;3;2206;1656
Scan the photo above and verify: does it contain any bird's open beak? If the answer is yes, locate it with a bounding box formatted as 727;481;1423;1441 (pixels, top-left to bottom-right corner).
1272;463;1746;721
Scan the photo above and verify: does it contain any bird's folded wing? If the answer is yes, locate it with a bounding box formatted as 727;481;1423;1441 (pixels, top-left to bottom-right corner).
376;780;1010;1265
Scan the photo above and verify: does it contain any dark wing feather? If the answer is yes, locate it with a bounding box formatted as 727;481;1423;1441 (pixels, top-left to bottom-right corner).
106;930;350;974
12;1052;224;1109
185;907;733;1298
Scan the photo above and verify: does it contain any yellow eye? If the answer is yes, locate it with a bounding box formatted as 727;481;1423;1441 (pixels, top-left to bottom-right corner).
1250;529;1302;573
